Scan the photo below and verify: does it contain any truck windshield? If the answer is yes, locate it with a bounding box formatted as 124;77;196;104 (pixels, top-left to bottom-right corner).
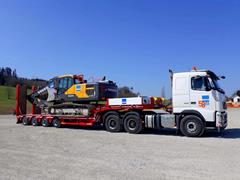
210;78;225;94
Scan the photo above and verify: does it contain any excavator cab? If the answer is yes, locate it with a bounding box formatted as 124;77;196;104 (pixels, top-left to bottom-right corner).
47;75;82;93
56;76;74;95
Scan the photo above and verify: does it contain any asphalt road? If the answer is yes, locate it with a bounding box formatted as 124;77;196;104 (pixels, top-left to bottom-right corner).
0;109;240;180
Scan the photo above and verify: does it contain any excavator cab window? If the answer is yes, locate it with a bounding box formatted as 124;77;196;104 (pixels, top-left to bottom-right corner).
57;77;74;95
74;79;80;84
67;78;74;88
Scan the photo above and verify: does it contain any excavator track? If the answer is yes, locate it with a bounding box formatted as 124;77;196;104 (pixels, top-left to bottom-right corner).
47;103;95;116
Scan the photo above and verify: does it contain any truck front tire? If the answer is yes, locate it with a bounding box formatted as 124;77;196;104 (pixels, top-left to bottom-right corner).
105;114;122;132
124;113;143;134
180;115;205;137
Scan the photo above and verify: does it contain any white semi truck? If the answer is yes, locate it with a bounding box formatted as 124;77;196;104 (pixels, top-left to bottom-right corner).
170;67;227;136
17;67;227;137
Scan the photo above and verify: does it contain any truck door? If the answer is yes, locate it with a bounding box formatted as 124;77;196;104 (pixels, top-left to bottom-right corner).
172;76;190;113
190;76;215;122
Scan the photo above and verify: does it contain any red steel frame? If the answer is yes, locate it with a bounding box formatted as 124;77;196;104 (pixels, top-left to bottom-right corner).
15;84;21;116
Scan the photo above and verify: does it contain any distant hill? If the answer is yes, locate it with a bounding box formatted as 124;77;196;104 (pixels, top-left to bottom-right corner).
0;67;46;114
0;67;47;89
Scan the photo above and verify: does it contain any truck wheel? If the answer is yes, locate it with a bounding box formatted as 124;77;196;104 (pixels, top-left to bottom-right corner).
52;117;61;128
180;115;205;137
42;118;50;127
22;116;29;125
31;117;39;126
105;114;122;132
124;113;143;134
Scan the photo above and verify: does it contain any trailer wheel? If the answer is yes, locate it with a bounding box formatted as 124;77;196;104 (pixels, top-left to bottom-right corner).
42;118;50;127
22;116;29;125
180;115;205;137
124;113;143;134
52;117;61;128
105;114;122;132
31;117;39;126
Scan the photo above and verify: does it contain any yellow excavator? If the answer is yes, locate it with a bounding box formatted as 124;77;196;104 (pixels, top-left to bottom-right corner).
27;74;118;115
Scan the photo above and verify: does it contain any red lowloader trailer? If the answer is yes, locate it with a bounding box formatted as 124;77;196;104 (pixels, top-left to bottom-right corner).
16;85;170;134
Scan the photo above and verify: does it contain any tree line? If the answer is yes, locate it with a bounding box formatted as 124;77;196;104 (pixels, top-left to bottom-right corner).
118;86;139;98
0;67;47;88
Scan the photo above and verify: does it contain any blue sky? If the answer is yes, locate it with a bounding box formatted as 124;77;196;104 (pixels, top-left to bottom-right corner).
0;0;239;97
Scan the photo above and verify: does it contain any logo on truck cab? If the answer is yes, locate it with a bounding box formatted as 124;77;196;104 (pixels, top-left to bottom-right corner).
198;95;209;108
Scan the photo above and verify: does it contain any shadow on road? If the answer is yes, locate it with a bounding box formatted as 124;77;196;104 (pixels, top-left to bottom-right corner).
64;125;106;131
65;125;179;136
144;128;240;139
142;128;178;136
206;128;240;139
58;125;240;139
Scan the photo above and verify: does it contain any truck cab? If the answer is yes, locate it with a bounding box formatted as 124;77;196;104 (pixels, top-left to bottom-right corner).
172;68;227;135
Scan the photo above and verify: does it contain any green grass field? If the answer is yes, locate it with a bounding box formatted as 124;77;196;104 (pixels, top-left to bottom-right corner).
0;86;32;114
0;86;16;114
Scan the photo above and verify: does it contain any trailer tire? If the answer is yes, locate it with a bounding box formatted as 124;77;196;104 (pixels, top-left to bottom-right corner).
124;113;143;134
52;117;61;128
180;115;205;137
22;116;29;125
105;114;122;132
31;117;39;126
42;118;50;127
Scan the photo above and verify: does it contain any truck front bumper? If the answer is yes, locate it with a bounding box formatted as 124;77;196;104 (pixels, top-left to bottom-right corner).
216;111;228;130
